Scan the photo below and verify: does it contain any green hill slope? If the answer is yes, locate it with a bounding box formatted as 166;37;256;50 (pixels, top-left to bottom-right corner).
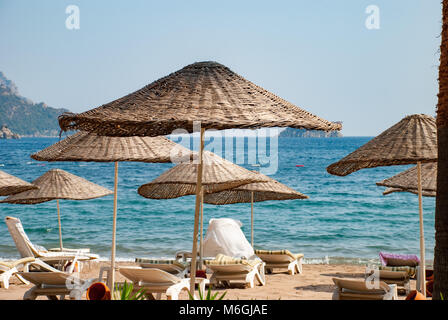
0;72;69;136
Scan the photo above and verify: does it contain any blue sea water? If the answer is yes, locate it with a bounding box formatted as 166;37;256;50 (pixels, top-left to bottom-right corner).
0;137;435;264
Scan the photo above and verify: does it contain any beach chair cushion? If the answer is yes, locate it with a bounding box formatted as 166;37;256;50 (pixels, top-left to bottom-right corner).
379;252;419;267
254;249;303;261
386;258;418;267
135;258;187;269
378;265;417;278
204;254;260;268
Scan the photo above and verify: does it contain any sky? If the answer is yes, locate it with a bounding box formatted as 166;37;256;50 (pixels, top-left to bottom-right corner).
0;0;442;136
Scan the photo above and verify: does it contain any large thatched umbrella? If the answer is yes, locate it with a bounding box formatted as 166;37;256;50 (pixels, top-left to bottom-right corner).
1;169;112;250
58;61;342;293
203;171;308;247
327;114;437;296
0;170;37;196
377;163;436;197
30;131;191;290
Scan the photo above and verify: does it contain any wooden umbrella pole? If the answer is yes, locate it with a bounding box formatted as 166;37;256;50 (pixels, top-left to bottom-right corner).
190;127;205;295
251;191;254;247
56;199;63;250
199;189;204;270
109;161;119;291
417;161;426;297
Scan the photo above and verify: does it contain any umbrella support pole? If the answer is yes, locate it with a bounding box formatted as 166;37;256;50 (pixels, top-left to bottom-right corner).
251;191;254;247
190;127;205;295
417;161;426;297
108;161;119;291
57;199;63;251
199;190;204;270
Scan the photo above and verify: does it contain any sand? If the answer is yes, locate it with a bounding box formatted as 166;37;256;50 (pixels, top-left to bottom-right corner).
0;261;417;300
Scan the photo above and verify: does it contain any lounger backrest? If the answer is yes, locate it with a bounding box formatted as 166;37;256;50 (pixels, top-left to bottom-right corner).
18;271;70;286
333;278;390;294
5;216;39;258
119;267;181;285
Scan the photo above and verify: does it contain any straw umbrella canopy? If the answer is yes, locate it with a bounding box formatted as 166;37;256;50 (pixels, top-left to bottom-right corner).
377;163;437;197
327;114;437;296
383;188;436;197
203;171;308;247
1;169;112;250
137;152;270;199
30;131;191;290
58;61;342;293
0;170;38;196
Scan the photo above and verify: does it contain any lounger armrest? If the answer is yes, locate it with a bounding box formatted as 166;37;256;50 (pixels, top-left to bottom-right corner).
385;284;398;300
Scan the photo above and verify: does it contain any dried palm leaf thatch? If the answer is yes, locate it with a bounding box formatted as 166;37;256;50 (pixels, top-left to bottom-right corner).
327;114;437;176
59;61;342;137
0;170;37;196
377;162;436;197
31;131;191;163
203;171;308;204
1;169;113;204
138;152;270;199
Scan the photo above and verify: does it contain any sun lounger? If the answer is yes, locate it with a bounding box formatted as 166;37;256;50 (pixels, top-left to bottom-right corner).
0;257;35;289
135;258;189;278
204;254;265;288
5;216;98;269
332;277;398;300
119;267;209;300
254;249;303;275
365;267;411;296
19;270;96;300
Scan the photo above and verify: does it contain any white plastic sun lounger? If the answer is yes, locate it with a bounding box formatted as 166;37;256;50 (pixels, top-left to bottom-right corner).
19;270;96;300
5;216;98;269
135;258;189;278
0;257;35;289
332;278;398;300
254;249;304;275
119;267;209;300
204;254;266;288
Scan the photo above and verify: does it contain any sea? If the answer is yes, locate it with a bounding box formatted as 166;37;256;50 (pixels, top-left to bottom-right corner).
0;136;436;265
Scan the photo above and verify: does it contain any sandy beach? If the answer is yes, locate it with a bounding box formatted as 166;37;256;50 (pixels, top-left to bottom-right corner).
0;261;416;300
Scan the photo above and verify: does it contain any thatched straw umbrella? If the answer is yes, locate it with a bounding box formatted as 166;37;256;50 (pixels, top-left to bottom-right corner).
138;151;271;267
58;61;342;293
1;169;112;250
30;131;191;290
203;171;308;247
327;114;437;296
377;163;436;197
0;170;38;196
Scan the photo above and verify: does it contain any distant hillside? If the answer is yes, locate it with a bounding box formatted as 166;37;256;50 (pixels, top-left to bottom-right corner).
279;125;343;138
0;72;69;136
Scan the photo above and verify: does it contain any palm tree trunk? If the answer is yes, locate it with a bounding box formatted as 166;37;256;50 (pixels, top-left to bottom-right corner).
434;0;448;300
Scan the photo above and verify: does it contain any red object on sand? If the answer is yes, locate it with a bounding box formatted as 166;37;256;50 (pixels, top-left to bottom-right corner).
196;270;207;278
86;282;111;300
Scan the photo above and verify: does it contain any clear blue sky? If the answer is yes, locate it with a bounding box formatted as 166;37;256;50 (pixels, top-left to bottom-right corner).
0;0;441;136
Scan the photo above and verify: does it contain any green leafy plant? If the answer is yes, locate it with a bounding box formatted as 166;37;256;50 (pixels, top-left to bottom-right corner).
113;280;147;300
187;286;227;300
